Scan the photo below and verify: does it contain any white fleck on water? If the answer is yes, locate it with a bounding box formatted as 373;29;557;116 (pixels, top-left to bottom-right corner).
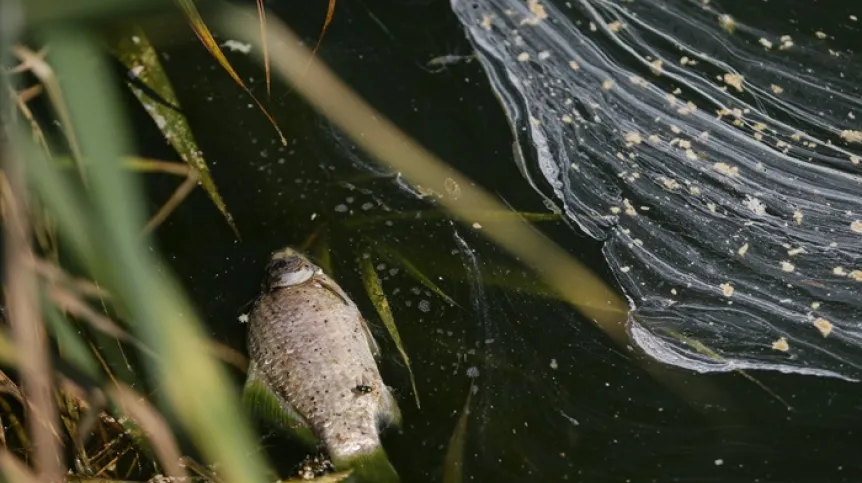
221;40;252;54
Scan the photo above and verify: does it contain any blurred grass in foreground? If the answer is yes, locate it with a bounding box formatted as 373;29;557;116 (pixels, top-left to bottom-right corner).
0;0;749;482
2;1;273;482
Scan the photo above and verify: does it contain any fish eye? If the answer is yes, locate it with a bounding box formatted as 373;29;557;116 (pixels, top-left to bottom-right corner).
269;259;289;271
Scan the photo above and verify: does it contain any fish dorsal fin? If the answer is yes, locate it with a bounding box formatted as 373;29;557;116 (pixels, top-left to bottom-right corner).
242;361;318;448
314;274;353;306
359;316;382;360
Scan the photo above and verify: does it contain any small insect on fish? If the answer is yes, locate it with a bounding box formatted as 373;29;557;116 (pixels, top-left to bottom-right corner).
243;247;402;482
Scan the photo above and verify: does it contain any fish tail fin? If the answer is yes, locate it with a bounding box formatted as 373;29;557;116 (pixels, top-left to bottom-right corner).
332;446;400;483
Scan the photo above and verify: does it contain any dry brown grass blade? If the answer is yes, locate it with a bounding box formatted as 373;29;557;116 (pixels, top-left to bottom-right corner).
0;398;29;450
174;0;287;145
442;388;472;483
7;84;52;160
303;0;337;75
2;126;63;482
9;44;86;184
7;46;48;73
142;169;200;235
256;0;271;97
0;449;39;483
122;157;192;176
181;455;226;483
48;286;131;342
16;84;43;103
29;256;111;300
109;383;187;479
208;341;249;373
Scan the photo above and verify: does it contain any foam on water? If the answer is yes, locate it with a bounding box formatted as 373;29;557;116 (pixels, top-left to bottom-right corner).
451;0;862;380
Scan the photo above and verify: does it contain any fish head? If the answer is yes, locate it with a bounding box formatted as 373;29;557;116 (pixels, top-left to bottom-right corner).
265;247;320;290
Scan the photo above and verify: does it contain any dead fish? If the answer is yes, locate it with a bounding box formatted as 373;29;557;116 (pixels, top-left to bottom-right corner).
243;247;401;482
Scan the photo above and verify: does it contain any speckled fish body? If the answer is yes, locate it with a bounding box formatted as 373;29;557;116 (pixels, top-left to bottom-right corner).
245;247;400;478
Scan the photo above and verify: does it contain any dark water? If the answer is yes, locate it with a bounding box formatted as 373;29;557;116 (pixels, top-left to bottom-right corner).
128;1;862;481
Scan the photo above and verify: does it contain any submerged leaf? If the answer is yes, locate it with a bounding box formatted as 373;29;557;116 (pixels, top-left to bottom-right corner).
109;27;239;237
359;256;420;409
371;241;458;307
442;388;473;483
662;329;793;410
174;0;287;145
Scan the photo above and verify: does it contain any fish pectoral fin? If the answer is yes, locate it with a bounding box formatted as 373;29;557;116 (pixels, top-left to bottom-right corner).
242;362;318;448
331;446;399;483
377;386;402;430
316;276;353;306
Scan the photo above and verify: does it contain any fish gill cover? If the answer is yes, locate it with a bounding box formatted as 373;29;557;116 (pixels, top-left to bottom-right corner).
450;0;862;380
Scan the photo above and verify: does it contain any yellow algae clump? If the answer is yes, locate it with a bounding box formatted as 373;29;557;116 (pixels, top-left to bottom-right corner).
723;73;744;92
772;337;789;352
718;14;736;33
840;130;862;143
813;318;833;337
522;0;548;25
714;162;739;176
625;132;643;145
